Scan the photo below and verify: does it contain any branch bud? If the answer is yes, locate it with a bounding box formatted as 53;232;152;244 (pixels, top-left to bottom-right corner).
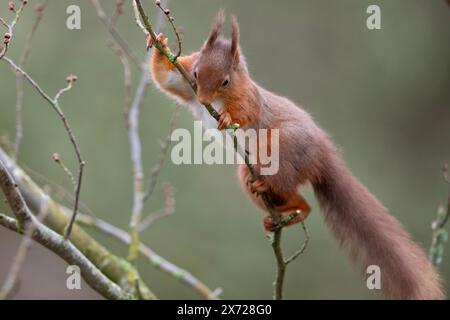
8;1;15;11
35;3;45;14
3;33;11;44
65;74;78;83
115;0;124;14
117;6;125;15
52;153;60;162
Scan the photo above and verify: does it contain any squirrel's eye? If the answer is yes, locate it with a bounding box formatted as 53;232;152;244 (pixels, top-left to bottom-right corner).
222;79;230;87
194;71;198;79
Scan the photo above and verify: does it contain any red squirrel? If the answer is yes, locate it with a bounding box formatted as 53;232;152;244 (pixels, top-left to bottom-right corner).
148;11;445;299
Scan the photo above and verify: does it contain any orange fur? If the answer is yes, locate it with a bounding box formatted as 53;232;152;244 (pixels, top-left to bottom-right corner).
151;46;197;103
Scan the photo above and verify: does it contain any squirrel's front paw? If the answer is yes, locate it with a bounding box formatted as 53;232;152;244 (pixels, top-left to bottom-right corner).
146;33;169;51
218;110;233;130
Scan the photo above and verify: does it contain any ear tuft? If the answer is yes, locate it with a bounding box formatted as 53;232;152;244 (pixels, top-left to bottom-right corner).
205;9;226;48
230;15;240;65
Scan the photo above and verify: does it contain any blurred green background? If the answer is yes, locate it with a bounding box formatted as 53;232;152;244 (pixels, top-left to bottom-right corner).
0;0;449;299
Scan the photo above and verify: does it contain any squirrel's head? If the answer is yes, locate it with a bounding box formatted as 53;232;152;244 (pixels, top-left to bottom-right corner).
194;10;244;105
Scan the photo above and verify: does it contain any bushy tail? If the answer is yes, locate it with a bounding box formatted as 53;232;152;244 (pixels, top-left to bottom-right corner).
313;156;445;299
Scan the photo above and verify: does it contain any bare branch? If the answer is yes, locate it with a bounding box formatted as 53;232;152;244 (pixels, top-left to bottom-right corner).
285;222;310;265
127;0;169;265
76;212;219;300
90;0;142;69
108;42;133;127
13;1;48;160
140;181;175;231
52;153;76;187
2;57;85;240
0;17;8;29
155;0;182;59
54;76;76;102
429;163;450;266
143;105;180;202
132;1;148;35
0;147;157;299
0;0;28;59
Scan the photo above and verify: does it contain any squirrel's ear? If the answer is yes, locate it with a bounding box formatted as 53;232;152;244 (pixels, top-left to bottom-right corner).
230;15;240;67
205;10;225;48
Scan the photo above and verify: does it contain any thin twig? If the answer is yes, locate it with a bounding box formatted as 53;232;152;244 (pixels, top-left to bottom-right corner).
140;181;175;231
0;17;8;29
52;152;76;187
155;0;182;59
94;0;133;129
90;0;142;69
13;2;48;160
127;0;169;265
440;165;450;228
108;41;133;127
0;147;156;299
132;1;148;35
19;2;48;66
18;160;96;219
0;0;28;59
429;164;450;266
76;212;219;300
285;222;310;265
133;0;309;299
143;105;180;202
2;57;85;240
110;0;125;27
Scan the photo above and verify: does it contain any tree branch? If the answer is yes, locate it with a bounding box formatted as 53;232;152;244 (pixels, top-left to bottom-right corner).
2;57;85;240
0;160;130;300
13;1;48;161
0;0;27;60
143;105;180;203
0;147;156;300
76;212;219;300
127;0;169;266
140;181;175;231
90;0;142;69
429;163;450;266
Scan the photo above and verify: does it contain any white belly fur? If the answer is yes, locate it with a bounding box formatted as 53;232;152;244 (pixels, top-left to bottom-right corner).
187;98;222;129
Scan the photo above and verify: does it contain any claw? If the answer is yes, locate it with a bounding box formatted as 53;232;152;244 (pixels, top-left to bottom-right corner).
146;34;153;51
263;215;278;232
218;111;232;130
157;33;169;47
147;33;168;51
